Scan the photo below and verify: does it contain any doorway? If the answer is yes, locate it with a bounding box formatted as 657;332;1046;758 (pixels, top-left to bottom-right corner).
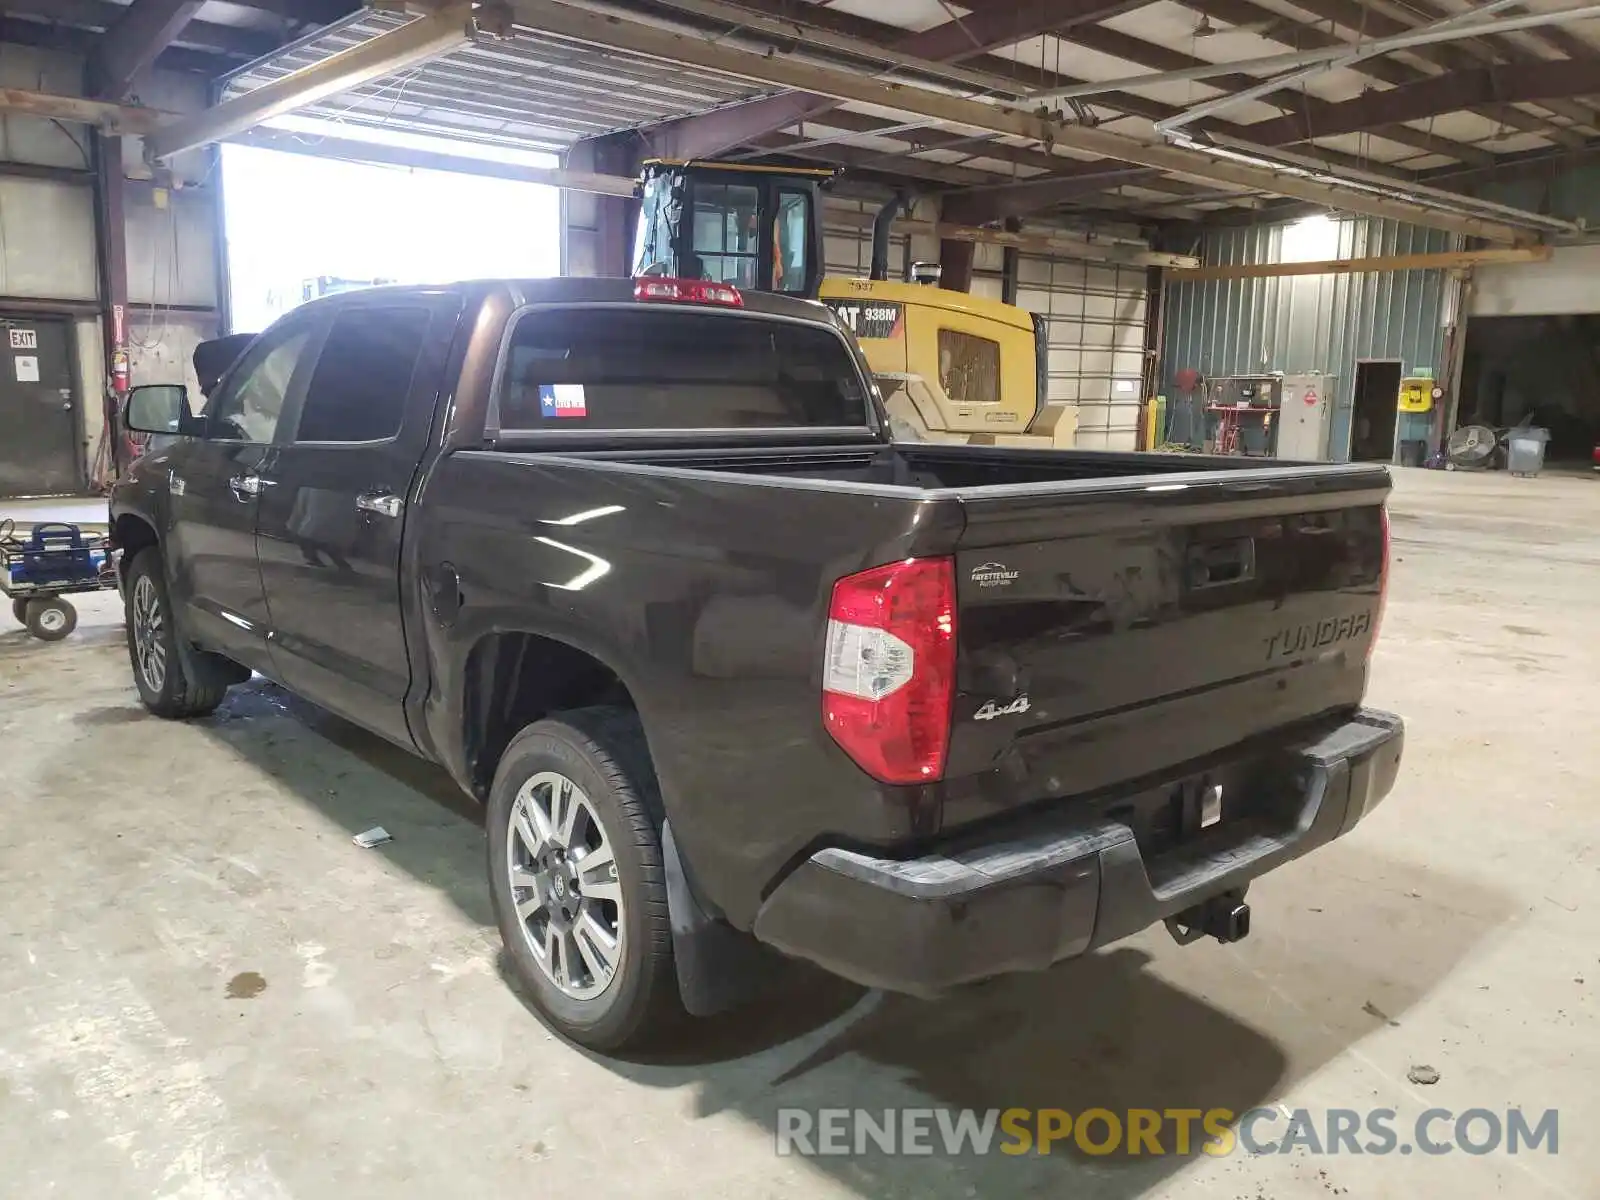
1457;314;1600;463
0;315;81;498
1350;360;1402;463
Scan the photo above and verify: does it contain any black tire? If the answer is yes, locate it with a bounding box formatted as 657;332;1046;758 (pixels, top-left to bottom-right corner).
123;549;230;718
24;598;76;641
487;706;681;1052
10;598;27;625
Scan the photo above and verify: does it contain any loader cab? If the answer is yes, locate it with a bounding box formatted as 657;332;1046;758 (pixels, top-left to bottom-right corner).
633;160;830;298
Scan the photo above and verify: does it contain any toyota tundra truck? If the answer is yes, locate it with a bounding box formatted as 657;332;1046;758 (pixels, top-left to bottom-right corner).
110;276;1403;1052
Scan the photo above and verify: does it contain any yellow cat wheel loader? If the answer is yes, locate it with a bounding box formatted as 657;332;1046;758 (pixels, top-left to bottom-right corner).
632;160;1076;449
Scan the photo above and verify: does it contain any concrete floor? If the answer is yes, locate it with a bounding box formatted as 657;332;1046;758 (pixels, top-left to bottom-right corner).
1;468;1595;1199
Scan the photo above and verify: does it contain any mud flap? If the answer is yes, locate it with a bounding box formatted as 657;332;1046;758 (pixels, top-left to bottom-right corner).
662;821;786;1016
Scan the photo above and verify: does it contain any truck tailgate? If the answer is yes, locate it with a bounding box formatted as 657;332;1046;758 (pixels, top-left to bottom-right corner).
942;465;1390;825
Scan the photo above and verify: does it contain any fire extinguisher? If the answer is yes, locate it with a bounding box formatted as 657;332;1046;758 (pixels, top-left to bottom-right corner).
111;347;130;395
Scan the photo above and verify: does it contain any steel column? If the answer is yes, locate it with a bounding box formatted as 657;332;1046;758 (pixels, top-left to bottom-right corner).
92;0;206;99
92;132;130;485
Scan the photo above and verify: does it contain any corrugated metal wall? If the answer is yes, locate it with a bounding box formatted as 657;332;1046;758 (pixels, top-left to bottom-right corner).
1161;216;1455;460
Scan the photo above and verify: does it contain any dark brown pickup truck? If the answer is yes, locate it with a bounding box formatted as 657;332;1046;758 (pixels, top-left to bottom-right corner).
110;276;1402;1051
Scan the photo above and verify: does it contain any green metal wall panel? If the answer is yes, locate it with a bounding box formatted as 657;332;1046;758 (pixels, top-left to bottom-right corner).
1161;216;1456;460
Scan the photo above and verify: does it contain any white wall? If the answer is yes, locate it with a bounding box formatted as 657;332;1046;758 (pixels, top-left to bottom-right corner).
0;177;99;299
0;44;89;168
127;183;219;308
1471;244;1600;317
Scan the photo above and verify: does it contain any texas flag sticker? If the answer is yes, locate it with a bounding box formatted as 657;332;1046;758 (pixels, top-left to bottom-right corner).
539;383;587;419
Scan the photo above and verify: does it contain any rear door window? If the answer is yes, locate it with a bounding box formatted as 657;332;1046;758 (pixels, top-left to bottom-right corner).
496;309;869;433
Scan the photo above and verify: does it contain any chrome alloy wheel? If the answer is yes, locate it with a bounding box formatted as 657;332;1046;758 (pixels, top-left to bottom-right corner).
131;575;167;693
506;771;624;1000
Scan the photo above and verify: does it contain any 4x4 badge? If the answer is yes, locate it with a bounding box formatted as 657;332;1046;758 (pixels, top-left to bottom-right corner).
975;696;1030;721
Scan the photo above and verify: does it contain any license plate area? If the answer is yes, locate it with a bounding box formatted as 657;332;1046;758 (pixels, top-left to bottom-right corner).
1097;752;1303;861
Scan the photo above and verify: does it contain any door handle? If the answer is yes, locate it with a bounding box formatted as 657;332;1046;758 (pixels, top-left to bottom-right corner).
228;474;268;498
357;492;404;518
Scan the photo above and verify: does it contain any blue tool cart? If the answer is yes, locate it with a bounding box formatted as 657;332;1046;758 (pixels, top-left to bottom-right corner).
1;520;117;641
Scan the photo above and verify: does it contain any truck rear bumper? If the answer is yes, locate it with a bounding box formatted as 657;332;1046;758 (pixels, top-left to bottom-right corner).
751;708;1402;997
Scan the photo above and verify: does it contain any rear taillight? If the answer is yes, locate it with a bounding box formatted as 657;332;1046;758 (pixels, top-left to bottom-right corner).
1368;504;1390;660
633;276;743;307
822;557;956;785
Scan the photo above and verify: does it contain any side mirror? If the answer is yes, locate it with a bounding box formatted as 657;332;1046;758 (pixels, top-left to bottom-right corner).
124;384;194;435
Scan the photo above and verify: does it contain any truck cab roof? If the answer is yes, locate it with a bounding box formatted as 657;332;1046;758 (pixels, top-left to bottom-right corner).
287;277;842;330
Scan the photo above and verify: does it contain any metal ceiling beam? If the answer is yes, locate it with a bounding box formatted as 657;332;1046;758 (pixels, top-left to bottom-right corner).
613;0;1028;94
0;85;168;136
146;4;476;160
734;106;1076;177
624;0;1427;209
1237;59;1600;148
821;206;1197;268
775;110;1235;203
1377;0;1597;129
230;125;638;194
92;0;206;99
0;15;226;76
1287;0;1596;100
1281;0;1599;133
756;135;1001;187
631;0;1146;163
643;0;1441;195
1419;139;1600;188
646;93;827;160
1179;0;1588;145
1027;3;1600;101
214;0;359;24
895;0;1156;62
946;165;1171;211
1168;245;1552;280
1054;23;1492;166
507;0;1530;241
2;0;276;58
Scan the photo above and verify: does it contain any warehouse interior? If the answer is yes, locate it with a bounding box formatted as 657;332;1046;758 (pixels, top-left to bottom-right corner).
1;1;1598;1196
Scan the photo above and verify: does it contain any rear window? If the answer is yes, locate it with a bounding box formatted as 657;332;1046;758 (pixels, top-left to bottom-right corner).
496;308;869;432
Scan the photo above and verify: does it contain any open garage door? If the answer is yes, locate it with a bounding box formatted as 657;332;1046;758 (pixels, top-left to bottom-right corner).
1463;245;1600;464
220;8;777;157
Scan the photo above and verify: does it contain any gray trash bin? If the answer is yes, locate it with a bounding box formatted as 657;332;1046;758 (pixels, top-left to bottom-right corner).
1506;427;1550;477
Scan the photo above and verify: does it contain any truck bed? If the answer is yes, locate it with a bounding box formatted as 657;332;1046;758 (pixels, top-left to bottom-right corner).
452;441;1388;869
550;440;1321;489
